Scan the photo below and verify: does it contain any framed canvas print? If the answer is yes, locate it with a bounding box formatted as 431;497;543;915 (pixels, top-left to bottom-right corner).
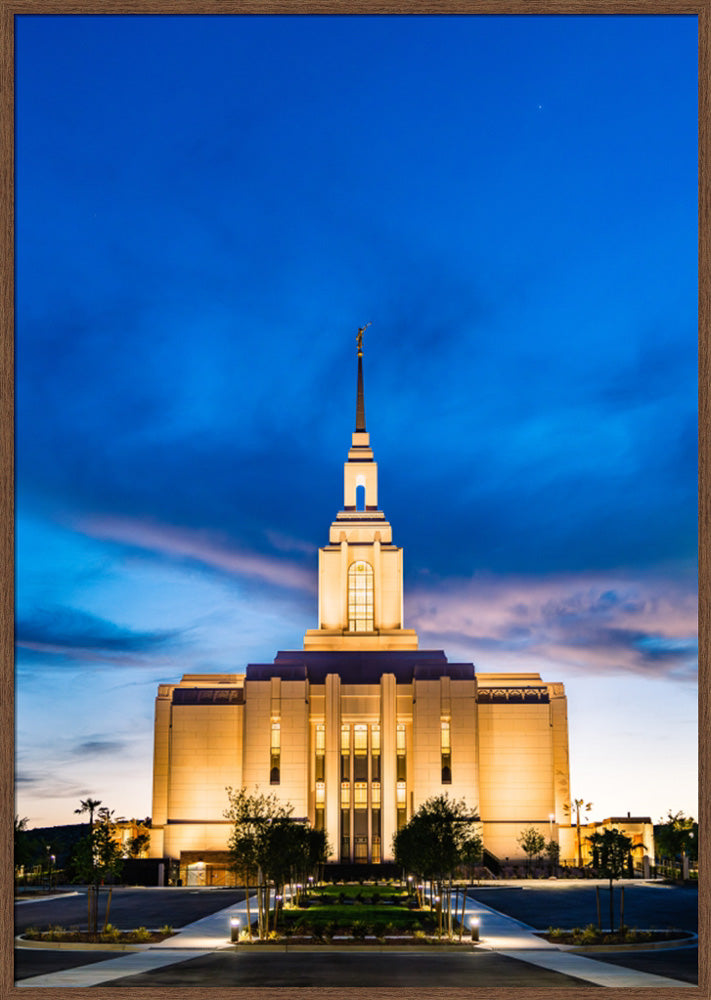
6;4;704;996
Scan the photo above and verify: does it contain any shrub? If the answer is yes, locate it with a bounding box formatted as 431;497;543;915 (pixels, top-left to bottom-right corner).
579;925;599;945
101;924;122;942
46;925;66;941
131;926;152;942
24;926;39;940
371;891;380;904
322;920;336;941
351;920;367;940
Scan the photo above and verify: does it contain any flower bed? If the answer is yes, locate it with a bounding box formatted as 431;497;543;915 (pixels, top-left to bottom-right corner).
22;924;175;945
537;925;692;947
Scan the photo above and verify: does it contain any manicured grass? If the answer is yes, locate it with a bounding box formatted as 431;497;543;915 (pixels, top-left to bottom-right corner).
311;884;409;902
280;903;436;934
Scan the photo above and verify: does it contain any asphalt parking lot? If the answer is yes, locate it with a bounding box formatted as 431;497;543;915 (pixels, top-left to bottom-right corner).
14;886;246;936
466;882;698;933
90;950;597;988
14;882;698;987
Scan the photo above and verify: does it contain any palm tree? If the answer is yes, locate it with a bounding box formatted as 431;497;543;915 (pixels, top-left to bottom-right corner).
565;798;592;867
75;798;102;833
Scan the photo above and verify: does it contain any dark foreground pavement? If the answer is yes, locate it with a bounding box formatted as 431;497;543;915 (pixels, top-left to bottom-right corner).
14;887;247;935
588;947;698;985
93;950;598;988
14;949;121;981
468;883;698;933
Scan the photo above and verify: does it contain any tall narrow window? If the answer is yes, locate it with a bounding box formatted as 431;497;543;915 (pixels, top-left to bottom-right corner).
341;724;351;781
396;781;407;830
315;782;325;831
441;719;452;784
340;783;351;861
355;483;366;511
354;724;368;781
270;721;281;785
396;723;407;782
371;724;381;782
348;561;374;632
315;724;325;782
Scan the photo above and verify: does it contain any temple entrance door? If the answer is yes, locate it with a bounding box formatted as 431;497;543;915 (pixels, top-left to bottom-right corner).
354;837;368;862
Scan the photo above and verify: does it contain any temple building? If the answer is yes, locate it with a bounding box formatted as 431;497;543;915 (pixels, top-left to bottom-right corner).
149;337;575;883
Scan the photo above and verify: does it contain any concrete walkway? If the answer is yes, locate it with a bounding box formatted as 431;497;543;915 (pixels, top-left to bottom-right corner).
464;892;694;988
17;889;694;988
16;896;255;987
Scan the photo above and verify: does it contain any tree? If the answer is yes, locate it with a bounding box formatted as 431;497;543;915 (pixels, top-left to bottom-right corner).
655;811;697;864
393;794;482;938
125;832;150;858
224;787;328;940
587;828;646;932
74;798;102;833
71;802;123;934
564;797;592;867
517;827;546;874
14;816;37;883
545;838;560;873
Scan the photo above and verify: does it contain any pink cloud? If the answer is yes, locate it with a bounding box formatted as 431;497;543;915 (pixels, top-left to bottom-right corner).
408;572;697;680
76;517;317;594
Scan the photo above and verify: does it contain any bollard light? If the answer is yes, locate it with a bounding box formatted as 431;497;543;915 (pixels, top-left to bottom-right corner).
230;916;241;943
470;916;480;942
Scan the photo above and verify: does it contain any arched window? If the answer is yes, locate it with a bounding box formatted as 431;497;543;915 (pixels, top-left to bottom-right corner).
348;561;374;632
355;483;366;511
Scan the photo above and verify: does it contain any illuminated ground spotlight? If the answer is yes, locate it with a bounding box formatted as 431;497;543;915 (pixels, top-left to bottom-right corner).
230;915;241;943
470;916;480;942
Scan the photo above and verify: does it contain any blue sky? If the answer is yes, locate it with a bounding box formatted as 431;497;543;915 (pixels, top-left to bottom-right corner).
15;14;697;829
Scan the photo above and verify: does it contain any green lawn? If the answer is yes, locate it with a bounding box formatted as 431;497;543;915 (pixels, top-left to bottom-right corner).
307;884;410;903
279;902;436;935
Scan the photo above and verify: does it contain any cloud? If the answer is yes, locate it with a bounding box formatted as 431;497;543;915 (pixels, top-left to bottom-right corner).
71;740;126;757
409;571;698;681
76;516;317;594
15;605;185;667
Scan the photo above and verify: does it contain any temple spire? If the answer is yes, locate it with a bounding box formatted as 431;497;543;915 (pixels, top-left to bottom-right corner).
356;322;371;432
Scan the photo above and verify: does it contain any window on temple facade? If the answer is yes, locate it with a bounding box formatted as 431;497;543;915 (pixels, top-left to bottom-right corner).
348;560;374;631
315;723;325;782
270;721;280;784
441;719;452;784
396;723;406;781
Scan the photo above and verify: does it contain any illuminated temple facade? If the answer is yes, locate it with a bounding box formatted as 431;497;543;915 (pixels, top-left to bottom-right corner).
149;344;573;879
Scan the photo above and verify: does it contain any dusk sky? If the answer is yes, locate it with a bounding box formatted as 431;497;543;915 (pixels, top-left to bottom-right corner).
16;15;697;831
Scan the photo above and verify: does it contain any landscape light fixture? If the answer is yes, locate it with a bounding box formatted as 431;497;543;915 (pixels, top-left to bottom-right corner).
470;916;480;942
230;916;240;943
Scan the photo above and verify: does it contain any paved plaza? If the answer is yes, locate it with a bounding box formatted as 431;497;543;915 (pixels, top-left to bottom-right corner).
14;881;698;988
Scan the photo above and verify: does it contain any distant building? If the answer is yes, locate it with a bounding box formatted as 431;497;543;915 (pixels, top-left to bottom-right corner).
149;342;573;884
565;815;655;868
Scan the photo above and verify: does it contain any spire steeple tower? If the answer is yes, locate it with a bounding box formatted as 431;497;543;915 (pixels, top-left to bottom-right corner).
304;327;418;651
355;322;369;432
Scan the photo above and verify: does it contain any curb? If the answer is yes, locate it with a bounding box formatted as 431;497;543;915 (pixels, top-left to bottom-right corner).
535;932;697;954
233;942;478;953
15;935;150;953
14;892;81;905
